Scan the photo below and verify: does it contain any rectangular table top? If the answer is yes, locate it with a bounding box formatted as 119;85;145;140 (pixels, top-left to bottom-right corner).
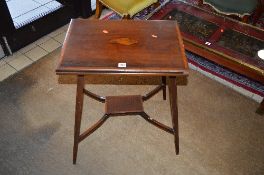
56;19;189;76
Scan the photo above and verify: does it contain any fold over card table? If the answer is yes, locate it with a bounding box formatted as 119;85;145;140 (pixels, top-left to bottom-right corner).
56;19;189;164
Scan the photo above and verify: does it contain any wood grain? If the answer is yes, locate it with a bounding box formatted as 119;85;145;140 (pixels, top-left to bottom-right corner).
56;19;189;76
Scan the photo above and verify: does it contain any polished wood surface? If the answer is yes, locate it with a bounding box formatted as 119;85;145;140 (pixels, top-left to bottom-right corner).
106;95;144;114
56;19;188;76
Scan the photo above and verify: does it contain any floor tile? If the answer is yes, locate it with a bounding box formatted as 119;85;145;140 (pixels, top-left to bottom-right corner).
24;46;48;61
34;36;52;45
0;59;7;67
39;39;61;52
61;23;70;31
53;32;66;43
4;52;23;63
0;45;5;58
48;27;65;37
19;42;38;53
8;54;33;71
0;63;17;81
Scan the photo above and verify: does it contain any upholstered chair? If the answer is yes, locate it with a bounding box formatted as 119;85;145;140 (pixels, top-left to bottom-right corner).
198;0;263;23
95;0;160;19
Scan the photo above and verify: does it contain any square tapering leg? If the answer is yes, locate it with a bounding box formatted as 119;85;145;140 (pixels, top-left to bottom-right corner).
73;75;85;164
162;76;166;100
168;77;179;155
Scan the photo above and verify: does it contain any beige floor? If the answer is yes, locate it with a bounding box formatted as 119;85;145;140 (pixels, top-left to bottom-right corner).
0;48;263;175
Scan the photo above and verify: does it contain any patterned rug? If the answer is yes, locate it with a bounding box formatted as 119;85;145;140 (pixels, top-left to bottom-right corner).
103;0;264;97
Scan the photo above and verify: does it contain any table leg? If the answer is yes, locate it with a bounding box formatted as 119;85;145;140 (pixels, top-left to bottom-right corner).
256;99;264;115
162;76;166;100
168;77;179;155
73;75;85;164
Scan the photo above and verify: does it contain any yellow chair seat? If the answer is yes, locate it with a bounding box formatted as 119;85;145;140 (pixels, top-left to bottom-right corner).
99;0;158;17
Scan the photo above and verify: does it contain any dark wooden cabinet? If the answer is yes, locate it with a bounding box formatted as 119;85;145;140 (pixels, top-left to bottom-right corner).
0;0;93;56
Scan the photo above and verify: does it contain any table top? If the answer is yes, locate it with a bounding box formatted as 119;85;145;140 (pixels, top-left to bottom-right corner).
56;19;189;76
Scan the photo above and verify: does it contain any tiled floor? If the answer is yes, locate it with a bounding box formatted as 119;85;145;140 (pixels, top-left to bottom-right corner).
0;10;262;104
0;45;5;58
0;23;68;81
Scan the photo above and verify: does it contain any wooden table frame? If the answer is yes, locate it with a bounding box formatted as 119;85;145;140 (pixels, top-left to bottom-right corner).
56;20;189;164
72;75;179;164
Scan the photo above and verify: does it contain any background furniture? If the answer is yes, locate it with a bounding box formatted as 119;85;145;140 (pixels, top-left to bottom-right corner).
95;0;159;19
198;0;263;23
156;1;264;113
159;1;264;84
0;0;94;57
56;19;189;164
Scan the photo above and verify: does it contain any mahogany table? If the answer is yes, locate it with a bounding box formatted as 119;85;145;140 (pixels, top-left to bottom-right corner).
56;19;189;164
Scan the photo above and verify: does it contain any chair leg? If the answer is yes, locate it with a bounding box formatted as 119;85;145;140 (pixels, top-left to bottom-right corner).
242;15;249;23
153;1;161;8
147;1;160;14
95;0;103;19
122;14;131;19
